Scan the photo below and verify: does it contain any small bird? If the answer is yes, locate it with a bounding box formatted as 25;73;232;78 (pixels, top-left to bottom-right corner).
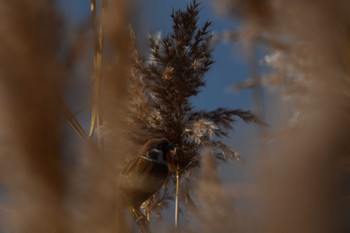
120;138;176;223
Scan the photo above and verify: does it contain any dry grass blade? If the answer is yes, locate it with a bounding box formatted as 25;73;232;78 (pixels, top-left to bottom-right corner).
89;0;107;147
61;103;88;141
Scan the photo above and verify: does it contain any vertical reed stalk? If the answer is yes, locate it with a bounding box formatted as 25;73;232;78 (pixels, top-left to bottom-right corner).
175;170;180;232
90;0;105;147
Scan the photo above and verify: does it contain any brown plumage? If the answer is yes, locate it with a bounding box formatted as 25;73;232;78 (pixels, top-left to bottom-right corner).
120;138;175;222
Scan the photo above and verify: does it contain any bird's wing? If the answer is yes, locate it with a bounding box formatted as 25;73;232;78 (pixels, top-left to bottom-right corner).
120;157;151;192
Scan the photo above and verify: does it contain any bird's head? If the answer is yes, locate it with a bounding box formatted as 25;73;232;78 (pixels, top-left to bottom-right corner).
143;138;176;164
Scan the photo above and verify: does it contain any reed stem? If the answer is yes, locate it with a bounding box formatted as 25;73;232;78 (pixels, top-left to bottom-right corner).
89;0;105;148
175;170;180;232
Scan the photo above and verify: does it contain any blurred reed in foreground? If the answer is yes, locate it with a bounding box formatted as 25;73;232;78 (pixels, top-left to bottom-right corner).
0;0;131;233
213;0;350;232
0;1;66;232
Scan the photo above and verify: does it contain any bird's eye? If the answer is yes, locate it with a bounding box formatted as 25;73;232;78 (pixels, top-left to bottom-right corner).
156;143;162;150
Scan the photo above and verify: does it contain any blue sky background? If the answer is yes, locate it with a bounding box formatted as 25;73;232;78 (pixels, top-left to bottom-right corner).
58;0;264;217
58;0;253;110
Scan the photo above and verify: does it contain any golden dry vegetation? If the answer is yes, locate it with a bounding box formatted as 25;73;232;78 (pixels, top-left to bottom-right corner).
0;0;349;233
